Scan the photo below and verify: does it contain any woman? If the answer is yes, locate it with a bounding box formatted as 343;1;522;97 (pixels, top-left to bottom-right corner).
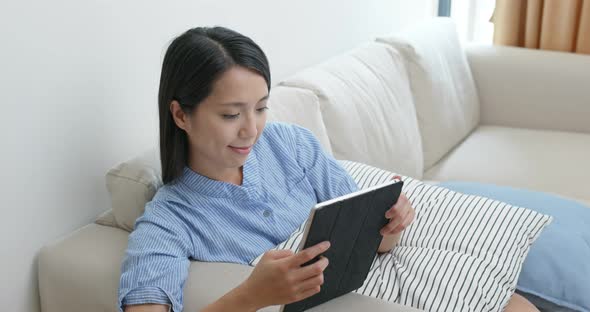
118;27;537;312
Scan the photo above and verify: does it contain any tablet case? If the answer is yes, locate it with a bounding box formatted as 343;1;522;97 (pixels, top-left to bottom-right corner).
281;180;404;312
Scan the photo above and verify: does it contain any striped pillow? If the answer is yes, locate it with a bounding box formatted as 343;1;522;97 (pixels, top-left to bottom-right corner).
253;161;552;312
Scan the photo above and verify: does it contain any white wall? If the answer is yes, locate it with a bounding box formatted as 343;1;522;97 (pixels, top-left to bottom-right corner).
0;1;436;311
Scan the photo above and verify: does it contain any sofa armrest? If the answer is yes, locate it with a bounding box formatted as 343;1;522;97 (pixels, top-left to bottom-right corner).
466;44;590;134
38;224;129;312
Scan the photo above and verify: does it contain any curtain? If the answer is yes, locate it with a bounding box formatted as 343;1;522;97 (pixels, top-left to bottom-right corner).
493;0;590;54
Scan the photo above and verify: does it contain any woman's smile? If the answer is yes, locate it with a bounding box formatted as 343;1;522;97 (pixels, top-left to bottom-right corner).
229;145;252;155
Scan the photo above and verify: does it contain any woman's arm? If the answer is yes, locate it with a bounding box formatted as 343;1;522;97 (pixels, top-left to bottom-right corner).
118;202;192;312
123;245;330;312
123;286;256;312
290;125;359;202
124;304;170;312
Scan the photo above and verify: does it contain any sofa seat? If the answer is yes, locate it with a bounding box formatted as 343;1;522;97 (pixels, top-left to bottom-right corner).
38;223;421;312
424;125;590;206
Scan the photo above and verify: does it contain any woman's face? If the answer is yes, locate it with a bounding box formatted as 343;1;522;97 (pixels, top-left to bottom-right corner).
171;66;269;180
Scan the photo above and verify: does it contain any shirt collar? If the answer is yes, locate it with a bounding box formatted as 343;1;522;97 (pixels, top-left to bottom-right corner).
179;147;260;200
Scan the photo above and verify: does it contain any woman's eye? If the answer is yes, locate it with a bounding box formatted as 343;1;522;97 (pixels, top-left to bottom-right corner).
222;113;240;120
222;107;266;119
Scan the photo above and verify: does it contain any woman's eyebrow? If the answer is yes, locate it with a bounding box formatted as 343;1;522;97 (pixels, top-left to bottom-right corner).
220;94;269;107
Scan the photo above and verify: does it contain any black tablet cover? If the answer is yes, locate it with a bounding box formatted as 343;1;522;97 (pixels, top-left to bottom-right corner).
281;180;404;312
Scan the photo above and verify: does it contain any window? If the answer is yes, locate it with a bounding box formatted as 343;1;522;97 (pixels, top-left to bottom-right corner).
438;0;496;43
438;0;452;17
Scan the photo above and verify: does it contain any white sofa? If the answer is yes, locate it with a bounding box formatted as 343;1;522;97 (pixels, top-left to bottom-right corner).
38;18;590;312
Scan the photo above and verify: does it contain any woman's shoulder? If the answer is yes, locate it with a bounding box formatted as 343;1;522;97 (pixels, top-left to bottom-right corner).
142;182;203;222
151;181;184;203
261;122;313;147
262;121;296;138
257;122;305;157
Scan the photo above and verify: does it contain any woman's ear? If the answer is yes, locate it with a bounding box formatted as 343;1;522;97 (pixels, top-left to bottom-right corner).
170;100;189;131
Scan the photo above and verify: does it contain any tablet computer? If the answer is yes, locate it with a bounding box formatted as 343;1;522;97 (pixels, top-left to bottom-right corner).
280;179;404;312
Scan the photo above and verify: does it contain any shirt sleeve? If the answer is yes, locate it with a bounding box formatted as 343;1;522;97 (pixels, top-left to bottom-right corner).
292;124;359;202
118;201;191;312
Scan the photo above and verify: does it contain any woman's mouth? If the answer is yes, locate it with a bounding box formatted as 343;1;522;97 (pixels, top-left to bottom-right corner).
229;145;252;155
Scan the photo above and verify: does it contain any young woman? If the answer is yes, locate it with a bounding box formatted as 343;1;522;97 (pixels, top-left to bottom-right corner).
118;27;538;312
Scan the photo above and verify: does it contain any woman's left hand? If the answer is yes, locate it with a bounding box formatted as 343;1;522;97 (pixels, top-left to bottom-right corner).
380;178;415;236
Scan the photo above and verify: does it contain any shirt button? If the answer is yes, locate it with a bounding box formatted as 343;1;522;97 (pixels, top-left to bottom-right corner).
263;210;272;217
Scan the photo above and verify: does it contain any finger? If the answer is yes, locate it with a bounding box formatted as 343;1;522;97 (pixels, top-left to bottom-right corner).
293;256;329;281
386;194;410;218
296;273;325;293
396;193;409;208
291;241;330;267
382;203;412;235
396;196;411;215
384;204;409;230
391;175;402;180
385;206;395;219
385;193;407;219
381;218;400;235
391;208;416;234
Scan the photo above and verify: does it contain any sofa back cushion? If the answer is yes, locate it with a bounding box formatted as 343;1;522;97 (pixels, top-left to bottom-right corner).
377;17;480;170
267;85;333;154
280;42;424;178
106;148;161;231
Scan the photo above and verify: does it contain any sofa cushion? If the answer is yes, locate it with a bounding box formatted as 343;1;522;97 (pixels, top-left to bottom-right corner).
95;209;117;228
254;160;552;312
280;42;423;178
377;17;480;170
267;86;333;155
424;125;590;205
106;148;161;232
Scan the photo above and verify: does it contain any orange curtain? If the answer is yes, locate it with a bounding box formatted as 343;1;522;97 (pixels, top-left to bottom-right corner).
493;0;590;54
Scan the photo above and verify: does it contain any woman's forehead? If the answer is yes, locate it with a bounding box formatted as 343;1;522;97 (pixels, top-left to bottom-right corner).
205;67;269;106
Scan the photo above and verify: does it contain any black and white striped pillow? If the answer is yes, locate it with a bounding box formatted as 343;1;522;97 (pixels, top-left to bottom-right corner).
252;161;552;312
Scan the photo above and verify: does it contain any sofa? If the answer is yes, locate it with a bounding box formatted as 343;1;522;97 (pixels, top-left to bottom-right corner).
38;18;590;312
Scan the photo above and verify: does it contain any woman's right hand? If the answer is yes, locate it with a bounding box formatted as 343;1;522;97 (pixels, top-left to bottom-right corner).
241;241;331;310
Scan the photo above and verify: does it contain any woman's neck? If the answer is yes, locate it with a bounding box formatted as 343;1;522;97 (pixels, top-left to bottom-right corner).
188;159;244;186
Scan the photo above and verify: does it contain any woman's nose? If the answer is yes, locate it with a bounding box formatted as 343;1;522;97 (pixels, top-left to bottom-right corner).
239;115;258;139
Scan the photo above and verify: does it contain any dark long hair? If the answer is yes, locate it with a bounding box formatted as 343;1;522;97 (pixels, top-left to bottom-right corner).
158;27;271;184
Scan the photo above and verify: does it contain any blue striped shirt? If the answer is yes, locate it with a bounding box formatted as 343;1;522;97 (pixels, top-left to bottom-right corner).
118;122;358;312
